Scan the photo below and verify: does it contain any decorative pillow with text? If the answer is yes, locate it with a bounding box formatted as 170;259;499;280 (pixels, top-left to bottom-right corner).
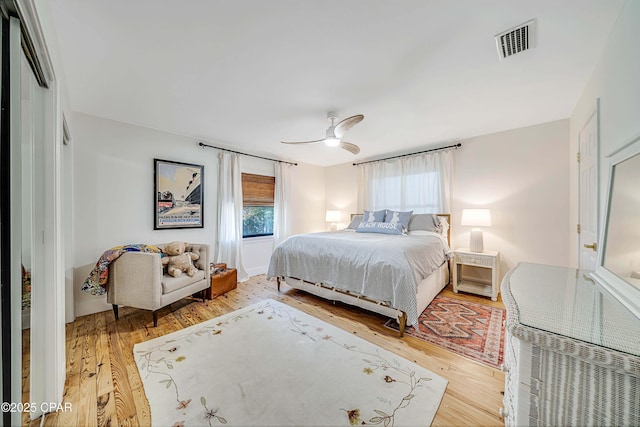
356;221;404;235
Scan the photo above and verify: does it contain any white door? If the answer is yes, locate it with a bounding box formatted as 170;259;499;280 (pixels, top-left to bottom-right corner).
578;103;599;270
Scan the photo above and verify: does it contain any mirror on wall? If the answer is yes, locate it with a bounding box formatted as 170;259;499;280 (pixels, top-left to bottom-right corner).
594;134;640;318
603;152;640;284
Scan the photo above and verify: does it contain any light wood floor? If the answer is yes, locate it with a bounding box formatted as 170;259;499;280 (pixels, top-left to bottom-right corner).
23;275;505;426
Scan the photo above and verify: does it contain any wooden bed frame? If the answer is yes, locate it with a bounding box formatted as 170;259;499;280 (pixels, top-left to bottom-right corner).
276;213;451;337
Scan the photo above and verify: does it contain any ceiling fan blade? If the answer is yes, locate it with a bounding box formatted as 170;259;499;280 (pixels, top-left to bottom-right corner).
280;139;325;145
334;114;364;138
339;141;360;154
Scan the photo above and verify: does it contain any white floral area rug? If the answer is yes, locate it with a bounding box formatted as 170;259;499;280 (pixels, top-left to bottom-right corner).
133;299;448;426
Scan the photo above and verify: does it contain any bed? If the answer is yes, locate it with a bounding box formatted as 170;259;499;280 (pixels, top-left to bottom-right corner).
267;212;452;336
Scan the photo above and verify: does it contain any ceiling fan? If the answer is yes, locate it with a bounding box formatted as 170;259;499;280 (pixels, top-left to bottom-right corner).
281;112;364;154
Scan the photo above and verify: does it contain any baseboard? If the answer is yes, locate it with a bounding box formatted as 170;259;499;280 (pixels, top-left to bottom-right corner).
76;298;111;317
245;264;268;278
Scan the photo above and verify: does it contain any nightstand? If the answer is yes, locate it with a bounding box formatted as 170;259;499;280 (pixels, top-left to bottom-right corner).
452;248;500;301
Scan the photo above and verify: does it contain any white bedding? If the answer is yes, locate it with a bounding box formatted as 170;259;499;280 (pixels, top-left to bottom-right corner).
267;230;452;326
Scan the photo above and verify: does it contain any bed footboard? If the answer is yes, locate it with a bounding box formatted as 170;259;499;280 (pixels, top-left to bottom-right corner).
277;276;407;337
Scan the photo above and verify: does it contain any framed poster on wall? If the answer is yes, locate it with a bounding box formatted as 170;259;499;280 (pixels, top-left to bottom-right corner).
154;158;204;229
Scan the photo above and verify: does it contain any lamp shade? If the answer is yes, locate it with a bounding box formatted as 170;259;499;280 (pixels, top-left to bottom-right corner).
325;210;341;223
461;209;492;227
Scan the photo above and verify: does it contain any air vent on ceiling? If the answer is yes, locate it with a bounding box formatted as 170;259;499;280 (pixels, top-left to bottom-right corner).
495;19;536;60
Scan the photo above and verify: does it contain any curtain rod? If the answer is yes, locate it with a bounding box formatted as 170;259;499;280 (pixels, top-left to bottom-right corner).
198;142;298;166
352;142;462;166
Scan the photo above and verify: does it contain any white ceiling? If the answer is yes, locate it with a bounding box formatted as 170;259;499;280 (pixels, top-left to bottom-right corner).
48;0;625;167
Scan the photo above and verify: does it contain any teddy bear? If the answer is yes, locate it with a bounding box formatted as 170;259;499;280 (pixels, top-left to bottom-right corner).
161;241;200;278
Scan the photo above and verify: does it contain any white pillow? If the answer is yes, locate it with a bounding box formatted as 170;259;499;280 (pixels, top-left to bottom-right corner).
407;230;432;236
439;216;450;239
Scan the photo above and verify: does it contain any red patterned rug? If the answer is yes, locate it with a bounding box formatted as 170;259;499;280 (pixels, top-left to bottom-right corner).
385;295;506;368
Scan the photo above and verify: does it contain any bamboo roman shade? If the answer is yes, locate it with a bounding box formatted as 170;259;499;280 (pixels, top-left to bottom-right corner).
241;173;275;206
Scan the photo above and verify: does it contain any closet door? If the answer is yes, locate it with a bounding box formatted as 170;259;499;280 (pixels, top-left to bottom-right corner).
1;15;28;427
21;25;48;423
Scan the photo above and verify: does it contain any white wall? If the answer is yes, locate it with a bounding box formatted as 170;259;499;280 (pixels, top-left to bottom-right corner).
325;119;571;280
290;163;327;235
72;113;325;316
453;120;570;277
569;0;640;267
324;163;358;230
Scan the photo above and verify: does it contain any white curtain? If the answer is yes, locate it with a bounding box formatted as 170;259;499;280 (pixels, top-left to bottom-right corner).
273;162;292;245
357;149;453;214
216;152;248;281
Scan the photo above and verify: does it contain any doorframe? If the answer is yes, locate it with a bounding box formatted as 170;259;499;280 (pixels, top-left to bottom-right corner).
577;98;600;268
0;1;64;424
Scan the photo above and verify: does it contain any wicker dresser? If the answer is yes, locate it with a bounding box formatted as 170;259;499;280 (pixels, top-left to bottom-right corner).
501;263;640;426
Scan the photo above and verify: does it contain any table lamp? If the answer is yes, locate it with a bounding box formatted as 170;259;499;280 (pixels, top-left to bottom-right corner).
461;209;491;253
326;210;341;231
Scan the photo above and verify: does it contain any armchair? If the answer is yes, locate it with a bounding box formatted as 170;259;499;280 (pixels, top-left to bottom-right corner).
106;243;210;326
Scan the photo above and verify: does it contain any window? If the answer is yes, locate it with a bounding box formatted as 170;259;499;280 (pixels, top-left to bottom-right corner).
358;150;452;214
371;171;440;212
241;173;275;238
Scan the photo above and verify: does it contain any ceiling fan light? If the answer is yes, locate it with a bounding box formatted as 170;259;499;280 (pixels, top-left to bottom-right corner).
325;137;340;147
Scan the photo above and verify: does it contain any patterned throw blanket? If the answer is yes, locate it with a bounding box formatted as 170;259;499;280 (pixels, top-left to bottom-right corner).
81;244;162;296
